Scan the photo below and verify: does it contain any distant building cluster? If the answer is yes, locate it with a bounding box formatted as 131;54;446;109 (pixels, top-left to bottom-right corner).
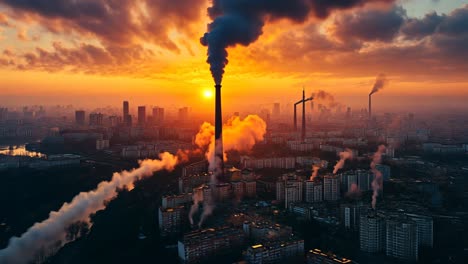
359;211;434;262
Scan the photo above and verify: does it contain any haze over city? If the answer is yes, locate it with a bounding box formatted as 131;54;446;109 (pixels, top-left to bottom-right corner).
0;1;467;264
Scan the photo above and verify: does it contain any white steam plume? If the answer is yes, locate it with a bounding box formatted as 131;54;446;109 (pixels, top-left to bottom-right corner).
195;115;267;184
0;152;178;264
189;188;204;225
369;73;388;95
310;165;320;181
333;149;354;174
198;198;215;228
192;115;266;226
371;145;386;209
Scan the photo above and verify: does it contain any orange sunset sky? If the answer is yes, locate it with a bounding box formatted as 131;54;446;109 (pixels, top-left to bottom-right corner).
0;0;467;113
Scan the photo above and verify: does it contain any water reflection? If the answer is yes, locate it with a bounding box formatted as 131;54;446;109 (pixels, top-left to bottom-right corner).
0;145;45;158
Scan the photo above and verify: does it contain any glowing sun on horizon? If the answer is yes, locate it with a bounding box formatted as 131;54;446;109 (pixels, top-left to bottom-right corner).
202;89;213;99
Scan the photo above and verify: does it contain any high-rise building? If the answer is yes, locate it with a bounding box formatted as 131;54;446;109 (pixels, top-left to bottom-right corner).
152;107;165;124
89;113;104;126
214;183;231;202
158;206;187;237
75;110;85;125
276;181;285;202
357;170;371;191
386;217;418;262
123;101;129;125
360;212;386;253
232;181;244;199
340;203;367;230
405;213;433;248
324;175;340;201
305;181;315;203
138;106;146;125
123;101;129;117
125;115;133;127
285;181;303;208
178;227;245;263
313;182;323;202
244;181;257;198
340;172;358;194
178;107;189;121
305;180;323;203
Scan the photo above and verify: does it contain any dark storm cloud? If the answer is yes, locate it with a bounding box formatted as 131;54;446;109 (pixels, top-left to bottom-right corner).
0;0;206;74
437;5;468;36
201;0;396;84
242;4;468;78
332;6;406;42
0;0;206;49
401;12;445;39
403;5;468;58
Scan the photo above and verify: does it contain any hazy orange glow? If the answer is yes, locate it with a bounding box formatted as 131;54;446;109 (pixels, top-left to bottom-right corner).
0;1;467;112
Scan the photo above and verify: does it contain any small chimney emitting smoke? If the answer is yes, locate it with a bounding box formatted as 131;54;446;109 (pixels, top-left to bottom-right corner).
368;74;387;119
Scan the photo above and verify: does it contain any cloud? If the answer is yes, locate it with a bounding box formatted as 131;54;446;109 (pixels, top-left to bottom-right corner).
12;42;155;74
0;12;9;26
233;3;468;79
0;0;206;48
330;6;406;42
201;0;396;84
0;1;467;82
0;0;207;74
401;12;445;39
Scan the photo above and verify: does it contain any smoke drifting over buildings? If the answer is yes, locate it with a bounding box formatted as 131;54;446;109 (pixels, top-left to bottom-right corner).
346;183;361;198
200;0;393;84
310;165;320;181
189;189;205;226
195;115;267;184
371;145;386;209
333;149;354;174
0;153;179;264
312;90;344;111
191;115;266;227
369;74;388;119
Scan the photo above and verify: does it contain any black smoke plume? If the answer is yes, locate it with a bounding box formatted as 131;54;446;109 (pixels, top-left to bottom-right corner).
201;0;395;84
370;73;388;95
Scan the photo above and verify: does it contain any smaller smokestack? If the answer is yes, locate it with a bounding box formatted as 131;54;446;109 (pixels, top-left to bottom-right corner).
302;88;306;142
368;93;372;120
294;104;297;131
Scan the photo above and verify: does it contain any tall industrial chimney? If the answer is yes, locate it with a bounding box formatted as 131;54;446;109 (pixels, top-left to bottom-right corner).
302;88;306;142
368;94;372;120
214;84;224;182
